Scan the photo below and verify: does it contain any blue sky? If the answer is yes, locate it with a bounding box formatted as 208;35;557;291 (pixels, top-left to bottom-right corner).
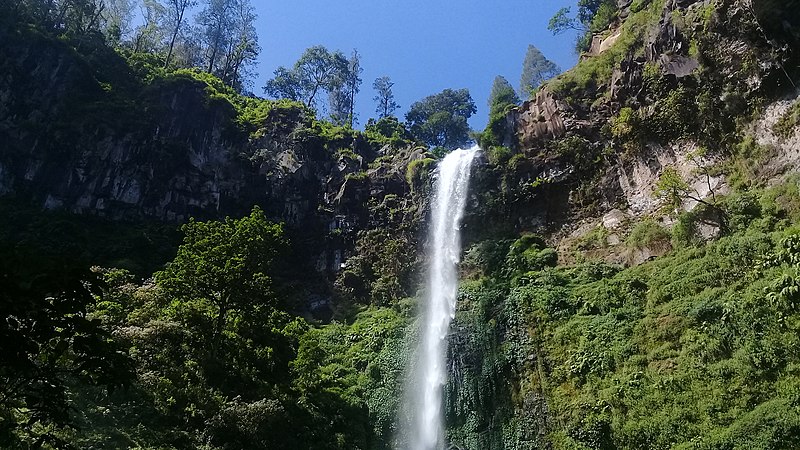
251;0;580;129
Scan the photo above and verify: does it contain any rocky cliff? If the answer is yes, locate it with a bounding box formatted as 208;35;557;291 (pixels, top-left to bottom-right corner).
468;0;800;263
0;24;436;322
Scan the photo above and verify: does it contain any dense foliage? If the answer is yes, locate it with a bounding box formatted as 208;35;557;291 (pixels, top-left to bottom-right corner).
5;0;260;92
0;207;412;449
519;45;561;97
405;88;477;150
3;0;800;448
446;180;800;449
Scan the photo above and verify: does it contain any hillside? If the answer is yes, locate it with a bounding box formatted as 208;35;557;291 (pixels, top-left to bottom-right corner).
1;0;800;448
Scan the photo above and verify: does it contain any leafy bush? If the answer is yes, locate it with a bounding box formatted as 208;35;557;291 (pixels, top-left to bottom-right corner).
406;158;435;190
365;116;414;149
486;146;513;166
505;234;558;274
627;218;671;250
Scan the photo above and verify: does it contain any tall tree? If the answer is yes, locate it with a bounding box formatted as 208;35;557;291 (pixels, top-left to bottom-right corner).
161;0;197;68
373;76;399;118
218;0;259;91
488;75;520;110
155;207;288;355
100;0;136;44
329;50;363;127
405;88;476;150
133;0;165;53
264;45;348;111
196;0;235;74
519;44;561;96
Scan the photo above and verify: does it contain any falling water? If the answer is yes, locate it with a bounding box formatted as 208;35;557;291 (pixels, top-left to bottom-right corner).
404;145;479;450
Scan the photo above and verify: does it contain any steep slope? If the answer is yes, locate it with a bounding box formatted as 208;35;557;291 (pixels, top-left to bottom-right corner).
443;0;800;448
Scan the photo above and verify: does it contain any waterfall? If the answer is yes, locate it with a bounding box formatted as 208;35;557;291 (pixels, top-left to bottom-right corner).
403;145;479;450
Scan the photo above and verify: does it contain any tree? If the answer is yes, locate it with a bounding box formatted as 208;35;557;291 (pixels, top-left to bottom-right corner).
329;50;363;127
519;44;560;96
155;207;288;355
100;0;136;44
161;0;197;68
548;7;584;35
548;0;618;53
373;76;400;118
0;258;132;446
481;76;520;148
488;75;520;110
264;46;349;111
219;0;259;92
264;66;303;101
405;88;477;150
196;0;235;74
655;166;728;231
133;0;165;53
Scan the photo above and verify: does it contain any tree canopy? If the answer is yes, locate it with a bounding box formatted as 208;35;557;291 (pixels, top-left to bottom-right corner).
0;255;132;447
405;88;477;150
488;75;520;110
5;0;261;92
155;207;288;355
548;0;618;53
373;76;400;119
519;44;561;96
264;46;347;109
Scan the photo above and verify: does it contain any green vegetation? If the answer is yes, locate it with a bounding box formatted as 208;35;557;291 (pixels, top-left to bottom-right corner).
4;0;800;448
405;158;436;191
479;76;520;150
520;45;561;97
548;0;620;53
373;76;400;118
264;46;363;126
773;100;800;138
0;207;414;449
365;116;416;149
0;198;179;275
626;218;670;251
5;0;260;93
406;88;477;150
445;179;800;449
548;0;664;102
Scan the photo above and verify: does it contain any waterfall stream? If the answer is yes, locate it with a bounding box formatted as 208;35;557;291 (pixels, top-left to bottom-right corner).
404;146;479;450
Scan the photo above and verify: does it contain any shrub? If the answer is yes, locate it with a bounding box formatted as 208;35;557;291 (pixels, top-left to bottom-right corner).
345;171;369;182
772;100;800;138
627;219;671;251
487;146;513;166
671;210;702;247
576;226;609;251
630;0;652;13
548;0;664;101
365;116;414;149
405;158;435;190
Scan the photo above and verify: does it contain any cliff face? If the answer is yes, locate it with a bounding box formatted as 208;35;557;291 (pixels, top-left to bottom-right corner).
467;0;800;251
0;26;431;296
0;31;245;222
445;1;800;448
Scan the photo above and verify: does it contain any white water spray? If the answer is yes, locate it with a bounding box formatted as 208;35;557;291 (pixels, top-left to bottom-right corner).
404;146;479;450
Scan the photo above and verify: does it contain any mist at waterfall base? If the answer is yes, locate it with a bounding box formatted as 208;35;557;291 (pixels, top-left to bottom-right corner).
399;146;479;450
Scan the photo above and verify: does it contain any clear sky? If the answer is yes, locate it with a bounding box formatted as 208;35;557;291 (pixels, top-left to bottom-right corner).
250;0;580;130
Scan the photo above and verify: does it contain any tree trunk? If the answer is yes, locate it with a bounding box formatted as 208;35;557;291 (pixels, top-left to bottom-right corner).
207;22;223;73
164;6;187;69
